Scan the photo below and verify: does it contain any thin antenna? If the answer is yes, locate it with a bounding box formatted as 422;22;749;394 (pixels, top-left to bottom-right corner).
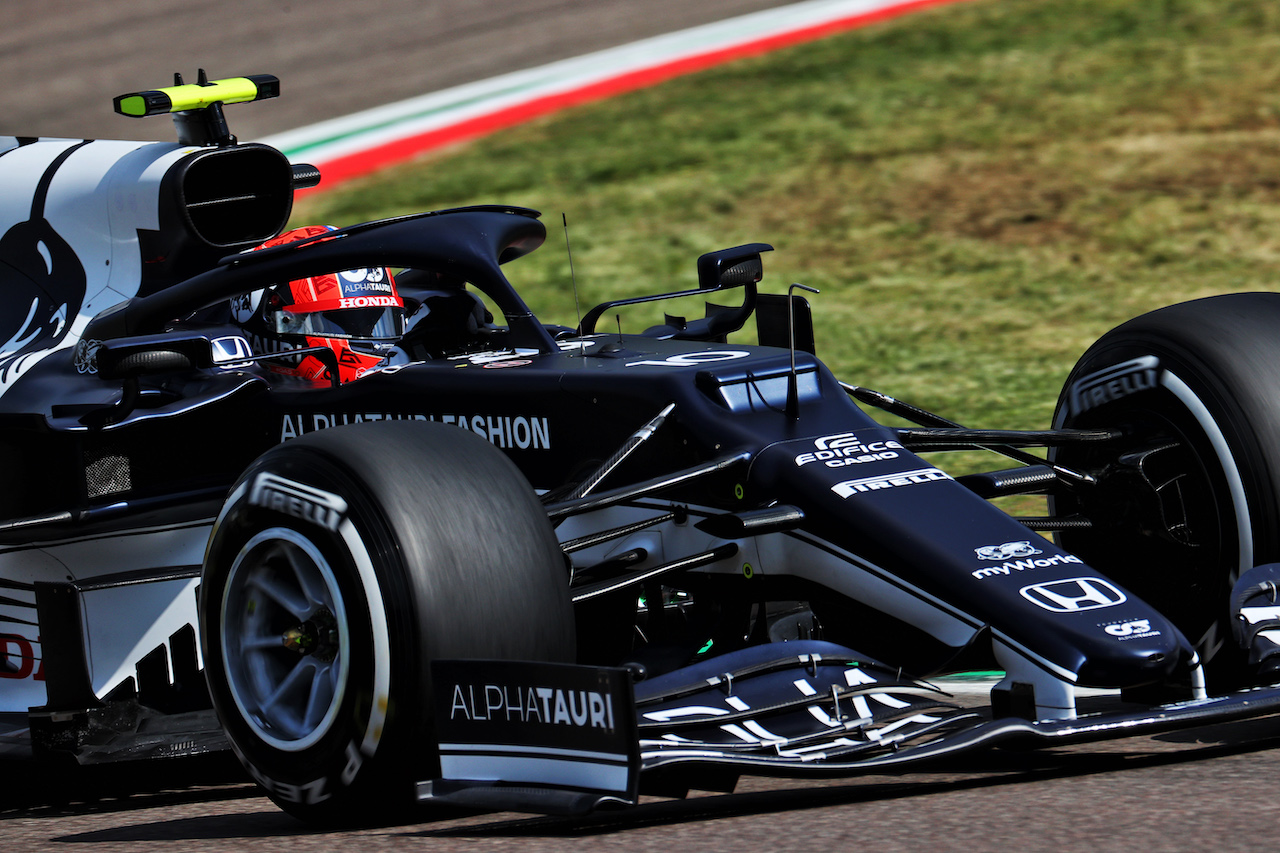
563;213;583;340
786;283;820;420
616;314;623;345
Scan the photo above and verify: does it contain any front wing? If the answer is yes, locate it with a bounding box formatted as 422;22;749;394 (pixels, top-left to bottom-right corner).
421;640;1280;815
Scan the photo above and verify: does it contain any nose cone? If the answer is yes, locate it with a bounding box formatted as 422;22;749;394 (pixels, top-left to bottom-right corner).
1073;612;1195;687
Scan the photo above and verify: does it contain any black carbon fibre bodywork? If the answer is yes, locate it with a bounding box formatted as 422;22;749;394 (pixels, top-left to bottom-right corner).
1;206;1196;699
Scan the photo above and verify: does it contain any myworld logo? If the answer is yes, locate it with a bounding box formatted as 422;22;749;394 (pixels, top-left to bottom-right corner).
971;553;1083;580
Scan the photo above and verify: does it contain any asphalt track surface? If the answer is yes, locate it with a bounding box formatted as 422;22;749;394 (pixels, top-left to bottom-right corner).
4;719;1280;851
5;1;1280;850
2;0;790;142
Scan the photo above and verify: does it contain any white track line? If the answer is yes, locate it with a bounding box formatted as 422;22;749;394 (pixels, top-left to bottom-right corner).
263;0;962;180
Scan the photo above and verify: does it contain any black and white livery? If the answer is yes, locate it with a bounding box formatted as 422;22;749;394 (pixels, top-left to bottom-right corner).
5;74;1280;823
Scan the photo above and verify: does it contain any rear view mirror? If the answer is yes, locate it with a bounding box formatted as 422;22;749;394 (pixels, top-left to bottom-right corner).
94;332;217;379
697;243;772;290
579;243;773;339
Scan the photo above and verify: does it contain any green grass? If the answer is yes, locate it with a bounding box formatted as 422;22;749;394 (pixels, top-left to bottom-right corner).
296;0;1280;437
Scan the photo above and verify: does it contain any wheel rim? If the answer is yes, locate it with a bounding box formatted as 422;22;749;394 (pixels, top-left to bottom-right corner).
221;528;351;751
1055;369;1244;662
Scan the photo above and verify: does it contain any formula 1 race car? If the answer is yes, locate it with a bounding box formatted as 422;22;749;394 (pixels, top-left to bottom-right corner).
5;74;1280;824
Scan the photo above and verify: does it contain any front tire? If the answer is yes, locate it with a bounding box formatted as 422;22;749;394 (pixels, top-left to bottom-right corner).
200;421;574;822
1052;293;1280;686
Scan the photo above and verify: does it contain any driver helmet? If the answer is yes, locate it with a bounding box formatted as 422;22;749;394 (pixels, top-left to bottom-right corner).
235;225;405;383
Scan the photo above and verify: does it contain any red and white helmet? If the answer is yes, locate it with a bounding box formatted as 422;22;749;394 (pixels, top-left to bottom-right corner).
235;226;405;383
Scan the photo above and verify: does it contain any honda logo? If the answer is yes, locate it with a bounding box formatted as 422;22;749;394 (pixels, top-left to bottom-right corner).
1020;577;1126;612
211;335;253;365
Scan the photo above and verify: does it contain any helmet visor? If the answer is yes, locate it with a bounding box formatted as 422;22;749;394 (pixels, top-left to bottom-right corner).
273;304;405;340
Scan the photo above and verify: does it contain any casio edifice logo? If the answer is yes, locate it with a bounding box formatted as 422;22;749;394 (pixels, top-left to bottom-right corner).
794;433;903;468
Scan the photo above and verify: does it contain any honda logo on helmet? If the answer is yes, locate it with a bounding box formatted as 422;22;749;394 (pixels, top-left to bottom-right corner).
1020;577;1126;612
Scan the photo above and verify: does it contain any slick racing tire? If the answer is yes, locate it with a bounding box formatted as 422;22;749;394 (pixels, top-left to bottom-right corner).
1051;292;1280;688
200;421;574;823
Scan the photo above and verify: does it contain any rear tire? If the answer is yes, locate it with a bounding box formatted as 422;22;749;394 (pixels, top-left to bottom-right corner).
200;421;574;823
1051;293;1280;687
